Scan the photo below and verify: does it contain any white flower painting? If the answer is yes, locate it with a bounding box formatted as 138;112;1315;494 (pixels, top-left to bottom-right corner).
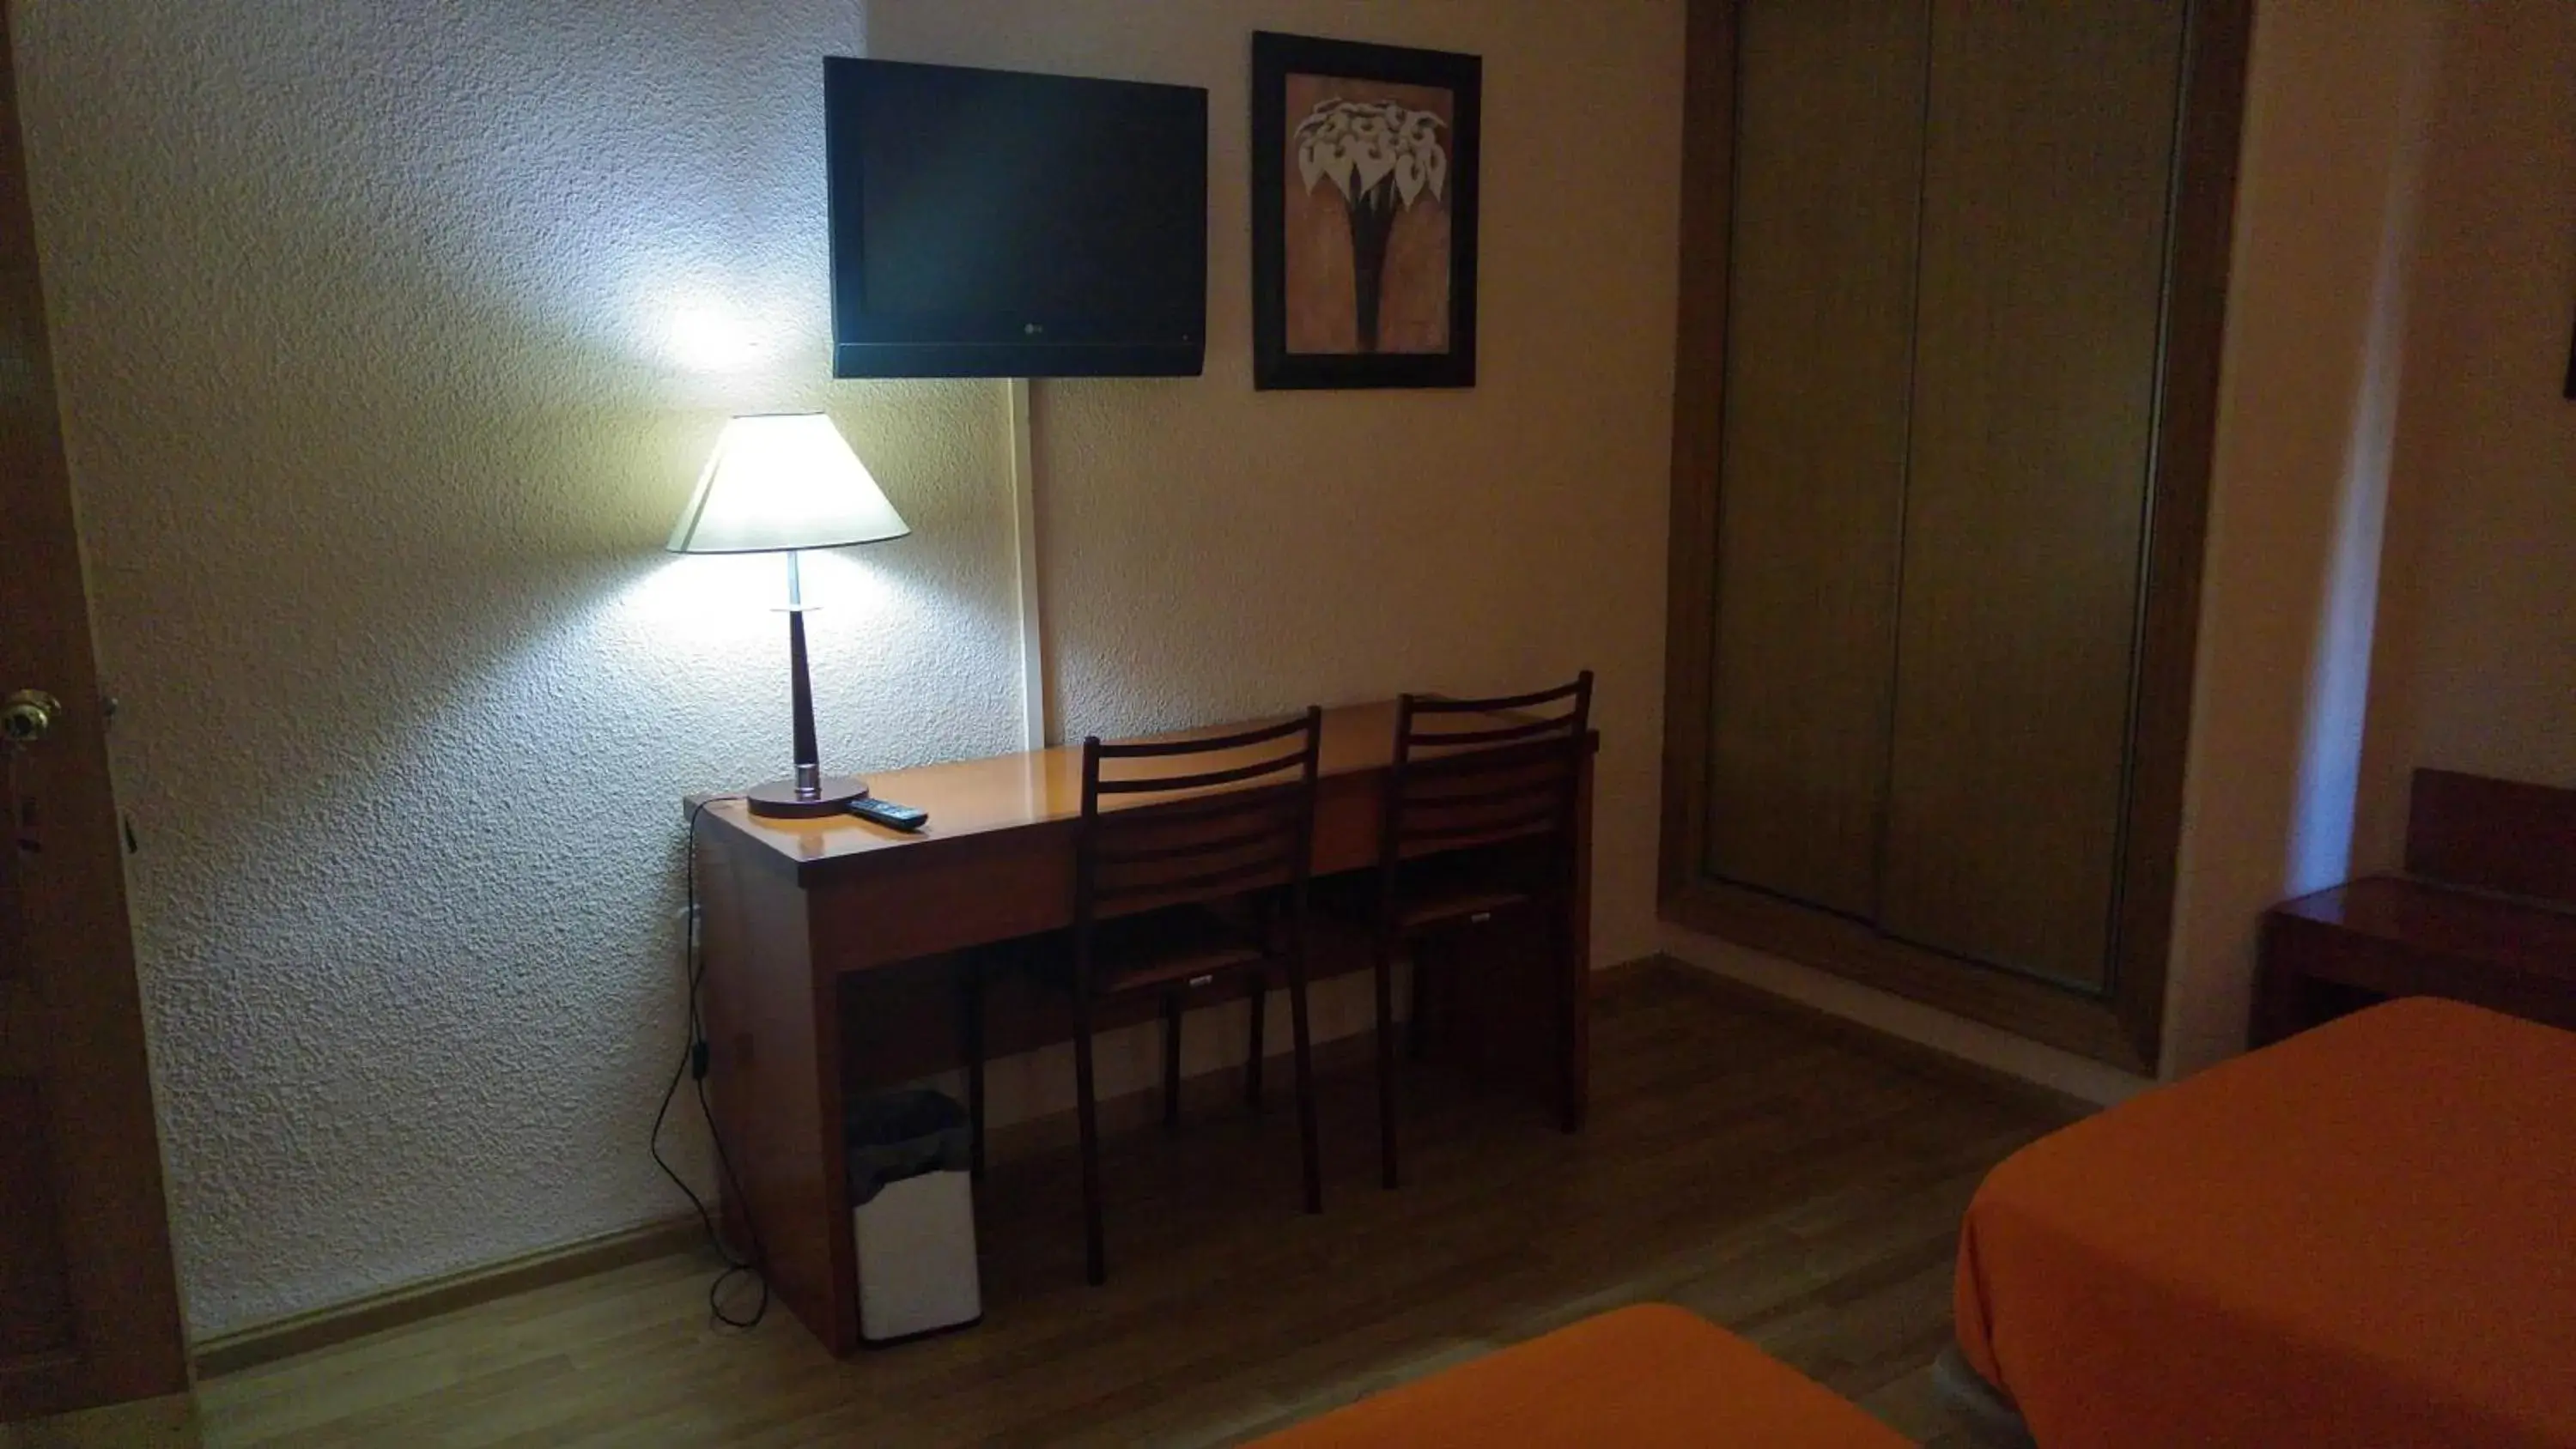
1289;94;1452;355
1295;99;1449;211
1255;33;1479;387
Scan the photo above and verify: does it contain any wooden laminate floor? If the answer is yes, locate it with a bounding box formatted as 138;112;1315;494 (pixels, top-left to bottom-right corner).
197;964;2075;1447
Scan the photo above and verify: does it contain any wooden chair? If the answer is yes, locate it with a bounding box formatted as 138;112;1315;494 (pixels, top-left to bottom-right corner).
1013;707;1326;1286
1370;672;1591;1189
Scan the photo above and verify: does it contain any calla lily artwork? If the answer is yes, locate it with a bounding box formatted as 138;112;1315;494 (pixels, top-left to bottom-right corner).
1254;32;1481;390
1294;97;1449;353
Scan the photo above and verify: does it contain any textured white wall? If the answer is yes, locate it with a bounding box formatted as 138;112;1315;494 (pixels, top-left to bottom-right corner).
869;0;1684;973
12;0;1031;1335
2356;0;2576;869
2165;0;2576;1077
2161;0;2444;1076
15;0;1682;1335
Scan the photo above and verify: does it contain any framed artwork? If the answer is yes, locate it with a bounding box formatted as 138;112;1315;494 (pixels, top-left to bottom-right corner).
1252;31;1481;391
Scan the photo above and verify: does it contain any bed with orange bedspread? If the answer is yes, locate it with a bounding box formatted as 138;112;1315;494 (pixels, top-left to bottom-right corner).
1252;1304;1904;1447
1951;997;2576;1447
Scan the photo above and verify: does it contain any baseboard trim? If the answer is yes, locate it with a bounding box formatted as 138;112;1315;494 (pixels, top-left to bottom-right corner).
1590;955;1662;994
1647;952;2108;1121
190;1216;702;1380
1660;925;2151;1108
190;955;1659;1380
0;1391;197;1449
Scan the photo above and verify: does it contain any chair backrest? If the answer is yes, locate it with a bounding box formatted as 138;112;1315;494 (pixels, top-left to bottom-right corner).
1076;706;1326;937
1382;671;1593;877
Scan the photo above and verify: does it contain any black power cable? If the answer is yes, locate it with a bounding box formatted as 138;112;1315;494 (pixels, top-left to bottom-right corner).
649;796;769;1330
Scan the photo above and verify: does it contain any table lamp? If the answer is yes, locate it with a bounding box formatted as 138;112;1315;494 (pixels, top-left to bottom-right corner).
668;413;910;818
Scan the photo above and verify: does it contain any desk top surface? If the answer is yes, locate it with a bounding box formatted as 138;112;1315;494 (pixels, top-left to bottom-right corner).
694;699;1547;874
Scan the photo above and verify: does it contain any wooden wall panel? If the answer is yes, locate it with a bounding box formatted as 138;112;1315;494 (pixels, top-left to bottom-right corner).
1703;0;1928;917
1877;0;2188;985
0;1080;76;1361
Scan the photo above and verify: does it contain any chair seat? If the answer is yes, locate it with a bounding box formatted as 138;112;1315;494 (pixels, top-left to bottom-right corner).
1400;884;1536;933
1388;848;1546;935
1086;903;1270;996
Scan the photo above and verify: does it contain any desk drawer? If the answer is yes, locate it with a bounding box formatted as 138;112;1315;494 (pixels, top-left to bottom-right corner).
812;828;1075;970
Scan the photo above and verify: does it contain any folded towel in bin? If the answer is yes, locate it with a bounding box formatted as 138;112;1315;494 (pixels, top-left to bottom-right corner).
846;1088;975;1205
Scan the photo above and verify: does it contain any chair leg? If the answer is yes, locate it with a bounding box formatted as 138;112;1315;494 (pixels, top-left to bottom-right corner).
1371;934;1401;1191
1162;991;1184;1131
1072;994;1107;1286
1555;900;1582;1135
963;964;987;1181
1287;949;1323;1216
1243;971;1267;1113
1406;948;1432;1064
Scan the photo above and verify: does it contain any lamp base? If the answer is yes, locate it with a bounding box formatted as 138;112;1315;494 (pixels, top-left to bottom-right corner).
744;775;871;819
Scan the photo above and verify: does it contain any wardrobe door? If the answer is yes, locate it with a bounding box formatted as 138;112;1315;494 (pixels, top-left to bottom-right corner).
1702;0;1928;917
1878;1;2187;985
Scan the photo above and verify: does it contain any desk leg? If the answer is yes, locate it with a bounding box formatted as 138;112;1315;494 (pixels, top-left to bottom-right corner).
964;964;987;1180
1244;971;1267;1112
699;844;860;1355
1371;931;1401;1190
1161;992;1184;1131
1417;882;1589;1128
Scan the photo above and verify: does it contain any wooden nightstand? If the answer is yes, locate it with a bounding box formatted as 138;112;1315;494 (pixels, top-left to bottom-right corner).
2253;770;2576;1046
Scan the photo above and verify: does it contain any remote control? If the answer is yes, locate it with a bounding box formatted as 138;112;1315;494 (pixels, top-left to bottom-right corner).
848;797;929;832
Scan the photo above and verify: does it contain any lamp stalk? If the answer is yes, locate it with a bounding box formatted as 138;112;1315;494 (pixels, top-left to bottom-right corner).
786;552;823;801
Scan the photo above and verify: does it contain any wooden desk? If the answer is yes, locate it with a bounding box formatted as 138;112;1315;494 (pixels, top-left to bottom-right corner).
690;700;1596;1355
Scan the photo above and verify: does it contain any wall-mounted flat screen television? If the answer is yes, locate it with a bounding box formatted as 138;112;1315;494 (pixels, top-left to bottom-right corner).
824;58;1209;379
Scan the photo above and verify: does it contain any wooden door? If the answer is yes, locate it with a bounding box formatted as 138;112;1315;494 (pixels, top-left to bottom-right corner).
1876;0;2189;986
0;6;194;1428
1700;0;1925;919
1660;0;2247;1070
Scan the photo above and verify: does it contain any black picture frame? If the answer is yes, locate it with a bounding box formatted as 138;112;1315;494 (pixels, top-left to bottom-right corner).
1252;31;1481;391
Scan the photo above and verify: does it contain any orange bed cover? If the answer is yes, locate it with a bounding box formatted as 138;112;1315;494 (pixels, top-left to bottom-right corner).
1251;1304;1905;1447
1955;997;2576;1447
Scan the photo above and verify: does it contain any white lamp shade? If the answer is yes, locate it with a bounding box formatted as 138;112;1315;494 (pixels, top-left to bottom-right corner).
666;413;911;554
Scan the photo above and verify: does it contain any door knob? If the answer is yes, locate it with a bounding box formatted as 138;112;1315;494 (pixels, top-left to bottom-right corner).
2;691;62;745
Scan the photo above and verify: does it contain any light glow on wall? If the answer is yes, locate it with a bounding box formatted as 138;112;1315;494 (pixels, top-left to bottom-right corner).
2281;41;2433;894
659;299;772;375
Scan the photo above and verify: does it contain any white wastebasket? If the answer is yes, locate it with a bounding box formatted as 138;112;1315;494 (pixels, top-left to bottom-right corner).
846;1089;981;1346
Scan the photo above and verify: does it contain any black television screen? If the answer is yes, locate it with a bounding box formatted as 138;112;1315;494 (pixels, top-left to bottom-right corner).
824;58;1208;379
